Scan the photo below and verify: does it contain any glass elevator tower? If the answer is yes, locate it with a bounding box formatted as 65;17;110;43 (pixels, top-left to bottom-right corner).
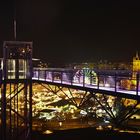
1;41;33;140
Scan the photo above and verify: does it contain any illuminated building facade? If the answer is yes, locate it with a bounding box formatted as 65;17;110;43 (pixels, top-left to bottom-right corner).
132;52;140;78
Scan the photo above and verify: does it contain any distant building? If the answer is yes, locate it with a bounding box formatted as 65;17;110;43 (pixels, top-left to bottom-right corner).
132;52;140;78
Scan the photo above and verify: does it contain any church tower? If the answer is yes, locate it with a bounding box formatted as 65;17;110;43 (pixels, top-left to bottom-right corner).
132;52;140;78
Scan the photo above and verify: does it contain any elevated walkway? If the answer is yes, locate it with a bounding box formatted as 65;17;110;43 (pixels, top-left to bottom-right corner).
32;68;140;101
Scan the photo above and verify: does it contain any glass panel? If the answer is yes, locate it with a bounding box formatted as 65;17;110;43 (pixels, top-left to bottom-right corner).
7;59;15;79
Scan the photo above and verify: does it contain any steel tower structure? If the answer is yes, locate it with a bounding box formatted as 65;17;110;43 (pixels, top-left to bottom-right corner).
1;41;33;140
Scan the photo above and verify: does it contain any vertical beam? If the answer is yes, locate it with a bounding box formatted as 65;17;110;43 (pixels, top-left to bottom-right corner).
60;71;62;84
1;82;7;140
115;72;117;92
83;69;85;87
0;69;2;86
136;73;139;95
9;83;12;140
70;71;73;85
97;75;100;89
2;44;7;140
28;80;32;140
90;69;92;85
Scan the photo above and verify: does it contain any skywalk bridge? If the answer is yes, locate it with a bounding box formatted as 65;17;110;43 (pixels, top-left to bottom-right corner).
32;68;140;101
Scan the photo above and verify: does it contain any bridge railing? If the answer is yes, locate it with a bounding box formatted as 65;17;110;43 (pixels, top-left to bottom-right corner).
32;68;140;95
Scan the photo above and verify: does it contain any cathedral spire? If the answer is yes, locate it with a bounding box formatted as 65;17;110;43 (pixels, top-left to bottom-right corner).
135;51;139;60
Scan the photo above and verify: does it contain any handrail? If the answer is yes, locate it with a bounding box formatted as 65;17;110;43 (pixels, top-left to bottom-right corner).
32;68;140;96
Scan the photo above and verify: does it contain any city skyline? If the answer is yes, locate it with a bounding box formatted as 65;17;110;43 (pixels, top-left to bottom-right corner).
0;0;140;65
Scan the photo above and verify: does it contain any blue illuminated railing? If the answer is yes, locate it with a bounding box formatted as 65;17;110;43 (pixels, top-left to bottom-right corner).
32;68;140;96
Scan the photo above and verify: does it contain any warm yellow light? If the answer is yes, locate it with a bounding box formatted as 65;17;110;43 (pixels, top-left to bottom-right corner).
59;121;62;126
43;130;53;134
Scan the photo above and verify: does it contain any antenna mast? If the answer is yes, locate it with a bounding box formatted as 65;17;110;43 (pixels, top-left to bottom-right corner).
14;0;16;40
14;20;16;40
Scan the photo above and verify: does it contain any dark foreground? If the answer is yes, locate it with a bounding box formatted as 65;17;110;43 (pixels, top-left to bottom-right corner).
32;127;140;140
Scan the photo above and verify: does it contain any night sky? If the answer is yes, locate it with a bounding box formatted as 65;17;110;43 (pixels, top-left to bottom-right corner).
0;0;140;65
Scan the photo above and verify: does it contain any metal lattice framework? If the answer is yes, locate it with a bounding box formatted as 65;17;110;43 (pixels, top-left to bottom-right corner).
34;82;140;129
1;41;32;140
